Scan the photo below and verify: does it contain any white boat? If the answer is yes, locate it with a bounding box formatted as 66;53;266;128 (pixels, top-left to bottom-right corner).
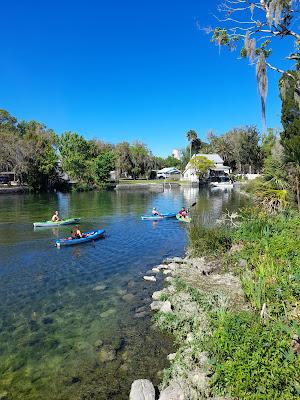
210;181;234;189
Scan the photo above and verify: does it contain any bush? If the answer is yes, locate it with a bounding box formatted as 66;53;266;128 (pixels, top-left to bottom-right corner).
209;312;300;399
189;224;232;257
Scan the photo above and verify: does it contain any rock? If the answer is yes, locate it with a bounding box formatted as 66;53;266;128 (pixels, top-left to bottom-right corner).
165;276;173;283
163;270;172;275
117;289;127;296
157;264;169;270
152;290;164;300
167;353;176;361
159;381;184;400
97;345;116;362
160;301;172;313
94;339;103;349
129;379;155;400
164;257;184;264
151;300;172;313
100;308;116;318
143;276;156;282
122;293;135;303
189;372;209;391
120;363;129;372
150;300;172;312
152;267;160;273
150;301;162;311
134;311;148;319
93;284;107;291
186;333;194;342
135;306;147;313
121;349;130;361
197;352;209;367
167;263;178;271
239;258;247;268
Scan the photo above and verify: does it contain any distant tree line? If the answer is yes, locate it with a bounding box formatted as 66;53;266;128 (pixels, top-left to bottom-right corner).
0;109;184;191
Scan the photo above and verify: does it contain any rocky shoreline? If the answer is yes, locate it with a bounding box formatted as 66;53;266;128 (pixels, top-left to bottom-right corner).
130;253;248;400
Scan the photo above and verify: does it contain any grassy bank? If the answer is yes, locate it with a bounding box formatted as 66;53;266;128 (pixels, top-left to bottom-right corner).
155;208;300;399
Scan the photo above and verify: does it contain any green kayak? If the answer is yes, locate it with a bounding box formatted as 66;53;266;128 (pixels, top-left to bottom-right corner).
176;214;191;223
33;218;80;228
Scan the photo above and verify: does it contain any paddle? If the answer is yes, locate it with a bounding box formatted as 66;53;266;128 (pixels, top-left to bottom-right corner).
186;202;197;212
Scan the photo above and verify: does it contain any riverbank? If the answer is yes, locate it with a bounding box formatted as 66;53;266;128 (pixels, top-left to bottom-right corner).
130;208;300;399
0;186;29;194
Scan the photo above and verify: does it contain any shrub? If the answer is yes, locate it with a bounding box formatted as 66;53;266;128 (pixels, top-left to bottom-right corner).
189;225;232;257
209;312;300;399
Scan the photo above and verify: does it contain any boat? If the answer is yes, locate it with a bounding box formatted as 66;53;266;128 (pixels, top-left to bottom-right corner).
210;182;234;189
141;212;177;220
55;229;105;247
33;218;80;228
176;214;192;223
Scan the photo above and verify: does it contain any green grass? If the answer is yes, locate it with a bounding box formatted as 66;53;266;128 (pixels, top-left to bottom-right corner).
158;208;300;399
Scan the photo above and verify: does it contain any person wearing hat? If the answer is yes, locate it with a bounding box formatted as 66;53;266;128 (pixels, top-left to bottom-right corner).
152;207;160;216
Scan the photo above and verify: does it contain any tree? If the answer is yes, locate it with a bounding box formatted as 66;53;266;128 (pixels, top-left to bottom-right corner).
91;150;115;184
0;113;59;190
189;155;214;180
162;155;182;169
115;141;133;178
181;146;192;170
58;132;92;181
130;142;154;179
209;1;300;126
206;126;261;173
186;130;198;159
0;109;17;132
261;128;278;159
280;71;300;211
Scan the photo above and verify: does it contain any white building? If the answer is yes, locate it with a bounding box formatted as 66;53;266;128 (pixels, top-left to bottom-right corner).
182;154;230;182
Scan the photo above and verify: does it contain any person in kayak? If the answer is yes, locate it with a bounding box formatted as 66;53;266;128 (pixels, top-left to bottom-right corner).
178;207;188;219
152;207;160;216
71;225;84;239
51;211;61;222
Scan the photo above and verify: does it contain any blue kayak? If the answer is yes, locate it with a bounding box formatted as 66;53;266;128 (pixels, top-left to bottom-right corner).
141;212;177;220
55;229;105;247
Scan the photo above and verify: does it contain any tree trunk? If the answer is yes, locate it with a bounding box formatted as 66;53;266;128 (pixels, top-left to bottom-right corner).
190;142;192;160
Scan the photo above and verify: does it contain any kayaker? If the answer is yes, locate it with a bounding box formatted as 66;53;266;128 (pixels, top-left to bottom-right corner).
71;225;84;239
178;207;188;219
152;207;160;216
51;211;61;222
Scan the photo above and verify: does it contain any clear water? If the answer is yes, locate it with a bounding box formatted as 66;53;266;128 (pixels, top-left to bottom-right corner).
0;187;246;399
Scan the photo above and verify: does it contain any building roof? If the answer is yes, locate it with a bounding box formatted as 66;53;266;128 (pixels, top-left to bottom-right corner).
157;167;180;173
193;153;224;164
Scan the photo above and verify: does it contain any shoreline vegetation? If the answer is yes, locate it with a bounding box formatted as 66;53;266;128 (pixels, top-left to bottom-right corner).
130;205;300;400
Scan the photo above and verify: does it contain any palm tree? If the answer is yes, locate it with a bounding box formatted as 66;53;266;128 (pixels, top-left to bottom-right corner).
186;130;198;160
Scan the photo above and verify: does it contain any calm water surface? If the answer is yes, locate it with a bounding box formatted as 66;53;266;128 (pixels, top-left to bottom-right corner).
0;187;246;399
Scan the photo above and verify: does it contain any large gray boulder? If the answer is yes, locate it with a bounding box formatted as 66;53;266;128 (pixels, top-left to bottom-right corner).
129;380;155;400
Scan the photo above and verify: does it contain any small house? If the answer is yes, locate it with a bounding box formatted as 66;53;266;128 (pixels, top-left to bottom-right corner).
182;154;230;182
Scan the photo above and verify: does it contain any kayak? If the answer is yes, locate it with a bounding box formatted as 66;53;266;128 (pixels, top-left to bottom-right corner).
55;229;105;247
141;212;177;220
33;218;80;228
176;214;191;223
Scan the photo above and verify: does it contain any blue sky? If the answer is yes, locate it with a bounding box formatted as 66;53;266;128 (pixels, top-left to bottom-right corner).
0;0;293;156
